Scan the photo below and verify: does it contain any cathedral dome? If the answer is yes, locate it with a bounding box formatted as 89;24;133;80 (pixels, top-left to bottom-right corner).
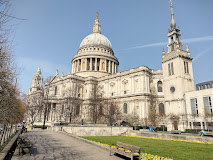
80;33;112;49
72;13;119;78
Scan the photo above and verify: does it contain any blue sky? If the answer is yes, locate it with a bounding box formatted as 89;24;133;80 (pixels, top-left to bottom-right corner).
11;0;213;94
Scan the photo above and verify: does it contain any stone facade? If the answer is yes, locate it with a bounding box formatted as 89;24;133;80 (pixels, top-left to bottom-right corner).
27;4;213;131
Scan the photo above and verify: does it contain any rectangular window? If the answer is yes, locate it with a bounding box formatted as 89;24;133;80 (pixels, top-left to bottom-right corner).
168;63;171;76
186;62;189;73
184;61;189;74
184;61;186;73
203;96;212;113
190;98;198;115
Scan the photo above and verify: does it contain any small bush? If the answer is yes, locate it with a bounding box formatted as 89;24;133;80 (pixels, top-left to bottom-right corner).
184;129;201;134
133;126;143;130
156;126;167;131
33;125;48;129
142;126;149;129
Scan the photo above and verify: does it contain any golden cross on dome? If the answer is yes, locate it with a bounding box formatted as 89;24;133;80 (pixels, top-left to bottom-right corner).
96;11;99;19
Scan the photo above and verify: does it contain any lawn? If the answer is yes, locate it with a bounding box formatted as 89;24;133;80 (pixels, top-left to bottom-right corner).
83;135;213;160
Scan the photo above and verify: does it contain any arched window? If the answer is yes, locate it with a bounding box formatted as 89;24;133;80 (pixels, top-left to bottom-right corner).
159;103;165;115
157;81;163;92
123;103;127;114
76;105;80;115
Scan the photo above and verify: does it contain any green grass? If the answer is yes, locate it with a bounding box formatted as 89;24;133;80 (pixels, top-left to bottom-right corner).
83;136;213;160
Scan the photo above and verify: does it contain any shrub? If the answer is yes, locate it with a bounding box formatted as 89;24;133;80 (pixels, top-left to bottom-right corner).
33;125;48;129
156;126;167;131
184;129;201;134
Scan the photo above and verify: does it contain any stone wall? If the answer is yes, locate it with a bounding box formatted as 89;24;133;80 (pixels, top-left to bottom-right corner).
130;130;213;142
49;126;131;136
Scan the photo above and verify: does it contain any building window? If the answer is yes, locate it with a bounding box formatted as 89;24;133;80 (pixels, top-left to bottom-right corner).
168;63;171;76
157;81;163;92
124;90;127;94
112;92;114;96
159;103;165;115
168;62;174;76
76;105;80;115
61;105;64;114
123;103;127;114
203;96;212;114
190;98;198;115
171;62;174;75
55;86;57;95
184;61;189;74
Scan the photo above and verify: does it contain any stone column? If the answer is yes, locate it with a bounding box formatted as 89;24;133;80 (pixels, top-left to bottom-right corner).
200;122;203;130
90;58;92;71
95;58;97;71
109;61;111;73
105;59;107;72
173;34;177;42
72;62;74;73
73;61;75;73
50;103;53;121
147;75;150;93
112;62;114;74
114;63;117;73
80;59;83;71
139;102;142;119
143;72;145;92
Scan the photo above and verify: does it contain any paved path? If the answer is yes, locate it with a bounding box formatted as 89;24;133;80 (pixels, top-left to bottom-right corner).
12;130;122;160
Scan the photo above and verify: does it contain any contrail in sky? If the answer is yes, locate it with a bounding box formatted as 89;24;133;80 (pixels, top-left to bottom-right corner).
126;35;213;50
193;46;213;62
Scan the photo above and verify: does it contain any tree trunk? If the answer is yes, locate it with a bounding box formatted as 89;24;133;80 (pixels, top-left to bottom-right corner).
42;105;47;129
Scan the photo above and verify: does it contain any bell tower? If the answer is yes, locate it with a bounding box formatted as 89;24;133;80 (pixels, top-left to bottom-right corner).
162;0;194;117
29;66;43;93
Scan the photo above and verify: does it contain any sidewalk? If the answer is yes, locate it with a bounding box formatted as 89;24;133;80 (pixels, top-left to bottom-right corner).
12;130;122;160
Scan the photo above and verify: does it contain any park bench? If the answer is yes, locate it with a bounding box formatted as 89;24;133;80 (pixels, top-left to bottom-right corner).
170;130;181;134
200;131;213;136
110;141;141;160
17;135;32;156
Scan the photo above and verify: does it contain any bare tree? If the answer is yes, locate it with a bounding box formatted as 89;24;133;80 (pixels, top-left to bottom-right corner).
64;86;82;124
42;78;51;129
148;77;159;126
88;85;121;125
204;109;213;131
26;94;43;126
103;99;121;126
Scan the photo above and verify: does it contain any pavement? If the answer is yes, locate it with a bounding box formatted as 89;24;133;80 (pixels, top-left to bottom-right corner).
12;130;122;160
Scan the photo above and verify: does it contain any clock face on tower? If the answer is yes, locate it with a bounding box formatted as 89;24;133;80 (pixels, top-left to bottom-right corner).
37;76;41;81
